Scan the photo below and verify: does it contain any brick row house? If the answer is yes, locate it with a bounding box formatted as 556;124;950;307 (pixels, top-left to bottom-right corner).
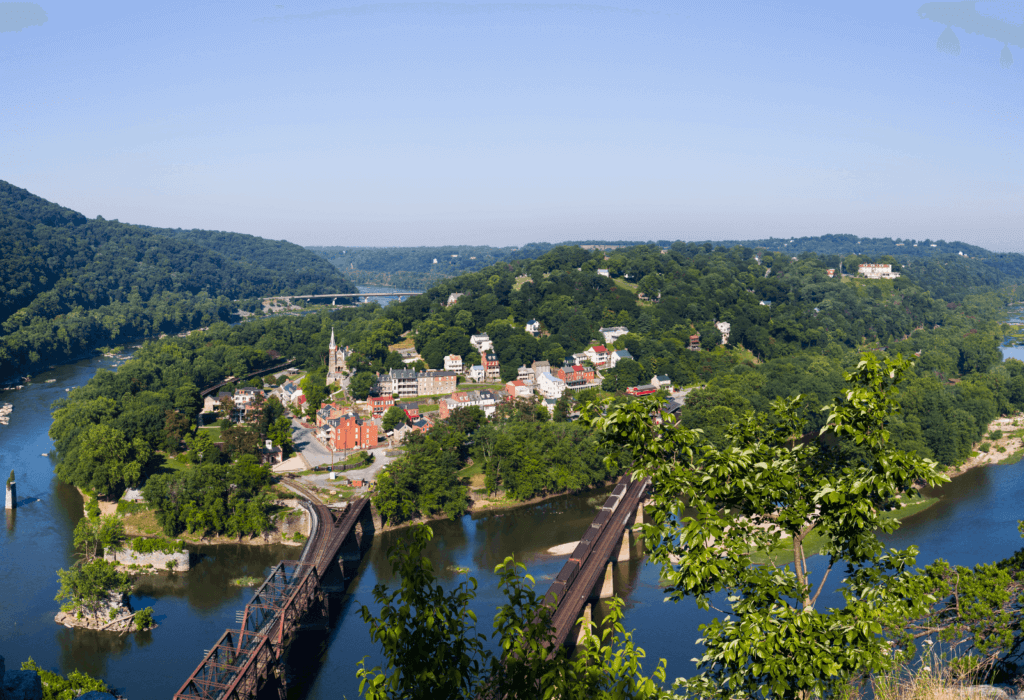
315;403;378;450
438;390;500;418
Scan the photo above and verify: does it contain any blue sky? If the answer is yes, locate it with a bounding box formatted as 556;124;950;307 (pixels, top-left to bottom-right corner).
1;1;1021;248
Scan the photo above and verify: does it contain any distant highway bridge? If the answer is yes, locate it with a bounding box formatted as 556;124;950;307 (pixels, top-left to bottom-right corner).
173;480;377;700
264;291;423;304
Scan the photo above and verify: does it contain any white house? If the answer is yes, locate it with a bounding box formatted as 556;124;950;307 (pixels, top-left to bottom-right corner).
470;334;493;353
585;345;609;367
542;398;559;415
517;365;534;382
597;269;610;277
524;319;540;336
537;371;566;400
858;264;900;280
715;321;731;345
444;354;463;373
469;365;486;382
651;375;673;391
598;326;629;344
446;293;465;307
608;349;633;369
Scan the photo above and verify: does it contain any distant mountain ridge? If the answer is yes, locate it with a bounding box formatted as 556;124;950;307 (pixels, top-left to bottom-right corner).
0;181;355;379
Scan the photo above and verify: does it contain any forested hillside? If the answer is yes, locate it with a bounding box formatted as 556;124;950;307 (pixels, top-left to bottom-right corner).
0;181;355;380
309;243;554;289
51;241;1024;529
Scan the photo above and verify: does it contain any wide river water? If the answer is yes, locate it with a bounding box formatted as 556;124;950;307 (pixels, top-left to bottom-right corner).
1;347;1023;698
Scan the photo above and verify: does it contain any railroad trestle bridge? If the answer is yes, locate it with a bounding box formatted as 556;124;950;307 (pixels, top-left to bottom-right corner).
173;480;378;700
542;473;652;649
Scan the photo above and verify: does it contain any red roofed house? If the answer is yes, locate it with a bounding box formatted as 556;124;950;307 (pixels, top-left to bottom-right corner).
557;365;595;387
584;345;609;367
626;384;658;397
504;380;531;399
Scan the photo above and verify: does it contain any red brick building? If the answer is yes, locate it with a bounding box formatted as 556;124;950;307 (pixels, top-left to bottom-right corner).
557;365;595;385
367;394;395;416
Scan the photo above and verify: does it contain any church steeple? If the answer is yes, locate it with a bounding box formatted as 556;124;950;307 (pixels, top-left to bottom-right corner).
329;327;336;350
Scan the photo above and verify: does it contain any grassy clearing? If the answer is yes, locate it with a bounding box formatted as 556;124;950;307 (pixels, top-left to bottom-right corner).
418;403;439;412
388;338;416;352
612;277;639;293
458;462;484;479
513;275;533;291
123;509;162;537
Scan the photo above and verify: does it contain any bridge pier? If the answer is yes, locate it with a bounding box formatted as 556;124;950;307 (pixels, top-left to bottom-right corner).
575;602;593;646
598;561;614;599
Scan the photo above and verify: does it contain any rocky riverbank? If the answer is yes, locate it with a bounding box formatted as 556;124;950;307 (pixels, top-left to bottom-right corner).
53;593;155;634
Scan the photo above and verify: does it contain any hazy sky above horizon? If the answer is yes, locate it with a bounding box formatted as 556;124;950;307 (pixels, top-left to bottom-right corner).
2;1;1022;249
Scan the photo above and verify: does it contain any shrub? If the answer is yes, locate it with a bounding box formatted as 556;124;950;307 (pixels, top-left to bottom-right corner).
116;500;149;515
129;536;183;554
135;606;154;630
979;442;992;453
989;430;1004;440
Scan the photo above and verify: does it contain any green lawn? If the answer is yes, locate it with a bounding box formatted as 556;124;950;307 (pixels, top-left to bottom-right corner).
198;425;222;441
419;403;439;412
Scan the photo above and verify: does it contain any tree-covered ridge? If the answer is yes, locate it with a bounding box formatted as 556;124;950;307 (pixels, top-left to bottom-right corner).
309;243;554;289
0;180;356;380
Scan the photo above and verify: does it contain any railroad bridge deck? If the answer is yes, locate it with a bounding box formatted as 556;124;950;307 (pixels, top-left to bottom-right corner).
541;473;651;649
173;481;374;700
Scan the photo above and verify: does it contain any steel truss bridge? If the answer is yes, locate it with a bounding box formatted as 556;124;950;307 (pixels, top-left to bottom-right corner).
173;481;374;700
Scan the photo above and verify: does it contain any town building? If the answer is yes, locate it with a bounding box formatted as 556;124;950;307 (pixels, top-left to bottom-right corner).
558;365;598;392
444;354;463;373
608;349;633;369
378;368;419;398
517;365;534;382
398;402;421;422
260;439;283;466
597;269;610;277
524;319;540;336
598;326;629;344
326;328;351;385
585;345;609;367
542;398;559;415
826;268;836;278
438;390;500;418
626;384;658;397
417;370;458;396
858;263;900;279
367;394;395;416
688;334;701;352
715;321;731;345
482;353;500;381
537;371;566;399
504;380;532;399
470;334;493;353
317;405;378;450
446;292;465;307
233;387;265;422
531;360;551;377
468;365;486;382
572;352;588;365
650;375;673;390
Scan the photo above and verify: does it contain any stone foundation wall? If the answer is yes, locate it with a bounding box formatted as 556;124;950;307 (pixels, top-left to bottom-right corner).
4;483;14;511
105;547;191;572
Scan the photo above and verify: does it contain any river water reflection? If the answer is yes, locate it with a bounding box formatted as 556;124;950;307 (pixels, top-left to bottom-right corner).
3;349;1024;698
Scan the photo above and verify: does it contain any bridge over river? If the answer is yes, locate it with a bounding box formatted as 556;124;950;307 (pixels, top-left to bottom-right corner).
542;473;651;649
173;479;377;700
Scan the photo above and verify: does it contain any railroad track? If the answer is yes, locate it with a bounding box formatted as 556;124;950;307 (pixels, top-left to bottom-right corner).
279;477;368;578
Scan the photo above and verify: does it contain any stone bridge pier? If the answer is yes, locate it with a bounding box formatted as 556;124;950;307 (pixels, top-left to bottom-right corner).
575;501;647;646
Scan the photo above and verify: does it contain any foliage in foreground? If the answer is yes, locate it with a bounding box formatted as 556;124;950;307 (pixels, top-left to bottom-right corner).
357;525;667;699
587;353;950;699
19;658;110;700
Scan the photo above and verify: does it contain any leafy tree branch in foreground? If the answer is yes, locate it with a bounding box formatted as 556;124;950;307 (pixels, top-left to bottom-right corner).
586;353;949;699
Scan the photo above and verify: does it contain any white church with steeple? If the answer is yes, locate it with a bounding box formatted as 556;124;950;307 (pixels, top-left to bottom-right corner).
326;327;350;386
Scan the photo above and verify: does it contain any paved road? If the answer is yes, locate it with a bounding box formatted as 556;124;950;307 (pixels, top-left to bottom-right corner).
300;446;398;495
291;417;334;467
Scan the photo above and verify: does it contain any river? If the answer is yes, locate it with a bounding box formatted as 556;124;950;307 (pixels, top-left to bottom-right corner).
1;348;1023;698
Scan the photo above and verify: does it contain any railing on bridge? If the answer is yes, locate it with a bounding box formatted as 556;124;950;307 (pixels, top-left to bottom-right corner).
173;562;322;700
175;491;375;700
